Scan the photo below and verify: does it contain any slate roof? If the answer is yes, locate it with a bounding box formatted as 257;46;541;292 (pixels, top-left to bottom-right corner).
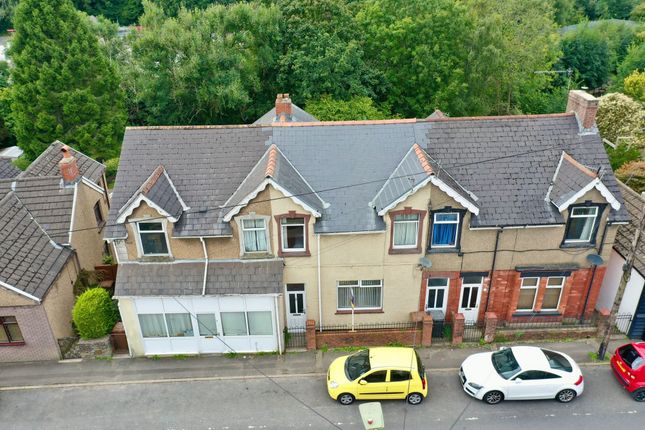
22;141;105;185
0;192;73;300
614;181;645;277
0;158;20;179
223;144;325;220
254;104;318;125
118;165;185;222
0;176;75;244
105;126;272;239
548;152;599;210
107;113;628;238
114;259;284;296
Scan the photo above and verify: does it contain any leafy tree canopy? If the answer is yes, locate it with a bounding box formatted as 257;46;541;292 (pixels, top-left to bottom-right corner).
613;37;645;90
9;0;126;161
623;69;645;101
616;160;645;193
126;0;281;125
561;25;611;89
596;92;644;153
305;95;391;121
73;0;143;25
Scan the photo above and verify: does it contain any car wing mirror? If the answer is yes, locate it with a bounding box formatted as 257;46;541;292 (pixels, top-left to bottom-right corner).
359;379;367;385
514;378;522;383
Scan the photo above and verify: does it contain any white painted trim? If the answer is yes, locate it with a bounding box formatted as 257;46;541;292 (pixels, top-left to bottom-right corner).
118;257;284;265
556;178;621;212
174;235;234;239
504;224;565;230
162;169;190;211
0;280;41;303
274;295;282;354
545;151;566;202
377;175;479;217
424;277;449;314
273;145;329;209
200;237;208;296
370;145;418;207
81;176;106;195
317;234;322;331
68;182;78;245
468;226;502;231
116;194;177;224
608;221;630;225
223;179;321;222
220;149;271;210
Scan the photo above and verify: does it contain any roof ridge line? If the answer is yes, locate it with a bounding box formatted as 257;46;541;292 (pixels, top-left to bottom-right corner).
424;112;575;122
265;145;278;177
141;165;166;195
413;143;434;175
562;151;597;178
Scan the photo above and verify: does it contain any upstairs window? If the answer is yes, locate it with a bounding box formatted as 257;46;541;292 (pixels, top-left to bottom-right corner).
564;206;599;243
0;316;24;345
281;217;305;252
241;218;268;253
137;222;169;256
431;212;459;248
93;201;104;228
393;214;419;248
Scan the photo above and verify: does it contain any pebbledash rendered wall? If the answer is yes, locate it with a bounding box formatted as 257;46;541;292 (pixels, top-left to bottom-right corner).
0;305;60;362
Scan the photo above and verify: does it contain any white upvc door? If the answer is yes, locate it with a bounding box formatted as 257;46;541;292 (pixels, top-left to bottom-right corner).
285;284;307;329
458;276;484;321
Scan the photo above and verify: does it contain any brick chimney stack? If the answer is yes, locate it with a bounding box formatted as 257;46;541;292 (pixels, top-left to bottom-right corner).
275;93;292;122
567;90;599;130
59;145;80;185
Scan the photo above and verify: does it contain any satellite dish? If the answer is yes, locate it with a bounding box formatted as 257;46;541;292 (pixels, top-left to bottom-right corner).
586;253;604;266
418;257;432;269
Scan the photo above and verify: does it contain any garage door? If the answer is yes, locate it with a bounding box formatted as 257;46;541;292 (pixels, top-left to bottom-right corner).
134;296;278;355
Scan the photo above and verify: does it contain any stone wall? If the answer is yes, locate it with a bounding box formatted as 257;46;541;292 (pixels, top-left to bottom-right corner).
73;335;113;359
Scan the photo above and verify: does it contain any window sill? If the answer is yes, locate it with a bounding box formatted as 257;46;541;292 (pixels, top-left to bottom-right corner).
336;309;384;315
0;342;25;347
138;255;174;263
427;248;460;254
389;247;421;255
512;311;561;318
560;242;595;249
242;252;274;260
279;250;310;257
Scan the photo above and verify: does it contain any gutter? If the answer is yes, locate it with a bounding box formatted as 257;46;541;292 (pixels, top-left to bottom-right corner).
484;227;502;313
317;234;322;332
200;237;208;296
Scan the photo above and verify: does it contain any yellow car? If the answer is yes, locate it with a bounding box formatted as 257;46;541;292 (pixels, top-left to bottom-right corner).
327;347;428;405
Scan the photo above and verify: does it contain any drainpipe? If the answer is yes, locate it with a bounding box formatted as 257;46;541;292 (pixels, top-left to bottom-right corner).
579;217;610;322
200;237;208;296
274;295;282;355
484;227;502;313
317;234;322;332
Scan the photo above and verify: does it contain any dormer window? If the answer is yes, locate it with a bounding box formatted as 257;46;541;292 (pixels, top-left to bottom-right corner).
281;217;305;251
137;221;169;256
564;205;599;244
241;218;269;253
430;211;460;248
393;214;419;248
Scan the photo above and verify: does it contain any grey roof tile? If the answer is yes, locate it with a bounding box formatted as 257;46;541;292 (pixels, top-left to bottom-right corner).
0;158;20;179
254;104;318;124
549;152;598;209
115;259;284;296
614;181;645;277
22;141;104;185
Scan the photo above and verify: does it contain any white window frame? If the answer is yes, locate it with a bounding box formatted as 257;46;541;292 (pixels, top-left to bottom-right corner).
336;280;383;311
542;277;565;311
281;217;306;252
517;277;539;312
237;215;271;255
431;212;460;248
392;214;419;249
425;278;448;312
135;220;171;257
564;206;598;243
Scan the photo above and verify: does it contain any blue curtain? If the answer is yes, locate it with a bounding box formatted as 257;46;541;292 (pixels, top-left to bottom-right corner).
433;223;457;246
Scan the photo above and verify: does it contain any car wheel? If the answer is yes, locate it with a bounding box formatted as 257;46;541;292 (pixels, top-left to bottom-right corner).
337;393;355;405
407;392;424;405
556;389;577;403
483;390;504;405
632;389;645;402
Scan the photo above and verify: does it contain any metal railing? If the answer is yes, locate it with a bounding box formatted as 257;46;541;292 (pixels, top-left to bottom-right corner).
613;314;633;334
315;321;420;332
463;320;484;342
284;327;307;349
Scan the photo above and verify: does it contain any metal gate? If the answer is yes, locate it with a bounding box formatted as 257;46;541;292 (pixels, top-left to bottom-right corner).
629;292;645;340
463;320;484;342
284;326;307;349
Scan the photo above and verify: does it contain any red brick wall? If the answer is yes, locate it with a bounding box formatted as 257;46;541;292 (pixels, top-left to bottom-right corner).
0;305;61;362
314;328;421;348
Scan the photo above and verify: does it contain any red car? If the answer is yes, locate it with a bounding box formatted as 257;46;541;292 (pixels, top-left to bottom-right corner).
611;342;645;401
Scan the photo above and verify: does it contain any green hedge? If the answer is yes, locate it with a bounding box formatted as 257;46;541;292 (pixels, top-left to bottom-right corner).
72;288;117;340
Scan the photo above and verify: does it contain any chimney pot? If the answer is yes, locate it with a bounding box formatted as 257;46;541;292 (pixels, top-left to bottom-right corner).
59;145;80;185
275;92;292;121
566;90;598;130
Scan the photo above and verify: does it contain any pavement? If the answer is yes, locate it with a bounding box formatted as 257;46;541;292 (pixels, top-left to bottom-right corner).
0;337;628;390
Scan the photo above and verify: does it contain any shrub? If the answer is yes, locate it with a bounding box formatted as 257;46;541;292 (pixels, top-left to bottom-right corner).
72;288;117;339
616;160;645;193
104;157;119;186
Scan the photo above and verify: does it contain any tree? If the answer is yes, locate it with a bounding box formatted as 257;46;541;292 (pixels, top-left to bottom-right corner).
631;2;645;21
356;0;472;117
614;39;645;91
305;95;391;121
463;0;562;115
596;92;644;169
153;0;236;17
277;0;378;105
624;70;645;101
72;288;118;339
599;0;638;19
0;0;19;31
73;0;143;25
9;0;126;161
125;0;281;125
553;0;582;25
562;26;610;89
616;160;645;193
0;62;15;148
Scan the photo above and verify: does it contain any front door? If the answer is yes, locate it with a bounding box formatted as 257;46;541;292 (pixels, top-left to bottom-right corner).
285;284;307;329
459;276;483;321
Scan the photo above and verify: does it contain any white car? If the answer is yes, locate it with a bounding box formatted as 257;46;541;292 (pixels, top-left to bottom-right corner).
459;346;584;404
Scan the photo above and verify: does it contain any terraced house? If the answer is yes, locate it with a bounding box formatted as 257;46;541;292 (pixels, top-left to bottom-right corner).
0;142;110;362
106;91;629;357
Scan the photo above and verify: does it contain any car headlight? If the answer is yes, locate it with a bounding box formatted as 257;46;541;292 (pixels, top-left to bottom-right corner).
329;381;339;389
468;382;483;390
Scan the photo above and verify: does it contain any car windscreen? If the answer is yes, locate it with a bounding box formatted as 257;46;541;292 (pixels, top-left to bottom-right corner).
345;349;371;380
619;345;644;371
541;349;573;372
491;348;521;379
